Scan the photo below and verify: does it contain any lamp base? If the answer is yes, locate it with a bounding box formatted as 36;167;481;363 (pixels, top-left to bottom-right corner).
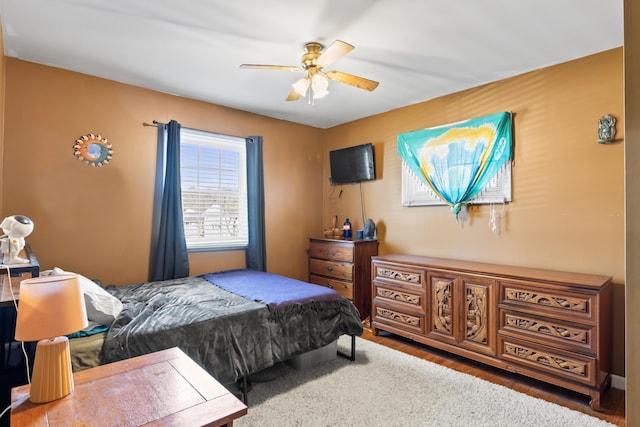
30;336;74;403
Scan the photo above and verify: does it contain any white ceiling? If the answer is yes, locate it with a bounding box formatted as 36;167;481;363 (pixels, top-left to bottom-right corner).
0;0;624;129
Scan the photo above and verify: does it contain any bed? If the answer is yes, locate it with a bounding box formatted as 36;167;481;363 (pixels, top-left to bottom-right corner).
67;268;364;392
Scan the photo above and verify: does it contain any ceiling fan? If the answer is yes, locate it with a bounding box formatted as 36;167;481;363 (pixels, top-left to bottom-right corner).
240;40;379;104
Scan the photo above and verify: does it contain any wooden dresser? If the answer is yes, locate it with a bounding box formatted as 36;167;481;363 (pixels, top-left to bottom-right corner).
371;254;612;410
308;237;378;320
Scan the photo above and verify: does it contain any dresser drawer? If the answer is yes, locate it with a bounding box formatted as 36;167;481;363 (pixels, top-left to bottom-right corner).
499;280;597;323
498;335;597;386
373;262;426;290
373;281;425;310
309;258;353;281
309;274;353;299
372;300;426;335
499;309;595;355
309;241;354;263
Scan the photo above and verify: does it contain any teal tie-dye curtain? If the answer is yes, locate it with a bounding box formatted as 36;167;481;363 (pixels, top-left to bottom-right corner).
397;112;512;219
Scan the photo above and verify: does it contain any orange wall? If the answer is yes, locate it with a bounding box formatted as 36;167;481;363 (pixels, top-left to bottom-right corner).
625;0;640;419
324;48;623;279
323;48;625;374
2;49;625;375
2;59;324;285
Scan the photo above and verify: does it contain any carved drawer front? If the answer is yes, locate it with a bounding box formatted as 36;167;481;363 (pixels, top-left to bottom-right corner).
498;336;596;386
309;259;353;281
373;301;425;335
374;283;424;309
373;263;425;289
499;310;595;355
309;242;353;263
500;281;596;323
309;274;353;299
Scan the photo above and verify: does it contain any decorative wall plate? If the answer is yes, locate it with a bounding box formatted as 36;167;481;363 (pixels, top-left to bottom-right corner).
73;133;113;167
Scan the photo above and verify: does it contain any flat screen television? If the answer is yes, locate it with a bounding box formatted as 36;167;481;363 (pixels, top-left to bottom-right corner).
329;143;376;184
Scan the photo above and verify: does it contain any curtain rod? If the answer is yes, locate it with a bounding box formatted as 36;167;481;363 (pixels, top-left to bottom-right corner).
143;120;248;140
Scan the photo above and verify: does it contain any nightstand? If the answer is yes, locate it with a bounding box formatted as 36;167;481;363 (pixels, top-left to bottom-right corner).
0;243;40;366
0;244;40;427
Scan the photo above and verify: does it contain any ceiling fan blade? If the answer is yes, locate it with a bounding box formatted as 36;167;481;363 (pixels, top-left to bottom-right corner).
317;40;354;67
286;88;303;101
240;64;301;71
326;70;379;91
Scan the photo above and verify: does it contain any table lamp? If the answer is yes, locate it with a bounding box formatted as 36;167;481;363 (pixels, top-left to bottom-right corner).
14;274;88;403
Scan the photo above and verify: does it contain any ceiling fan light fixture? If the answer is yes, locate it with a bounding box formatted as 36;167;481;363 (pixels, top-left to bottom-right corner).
311;73;329;99
241;39;378;105
292;77;310;96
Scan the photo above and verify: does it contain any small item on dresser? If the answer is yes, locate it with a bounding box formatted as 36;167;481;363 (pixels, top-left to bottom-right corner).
343;218;352;238
323;228;343;238
364;218;376;239
324;215;344;238
356;230;364;239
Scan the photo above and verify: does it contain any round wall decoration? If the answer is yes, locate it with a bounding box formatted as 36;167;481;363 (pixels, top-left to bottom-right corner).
73;133;113;167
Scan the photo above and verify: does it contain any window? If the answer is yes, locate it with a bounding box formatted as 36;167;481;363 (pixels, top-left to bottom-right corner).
401;160;512;206
180;128;248;250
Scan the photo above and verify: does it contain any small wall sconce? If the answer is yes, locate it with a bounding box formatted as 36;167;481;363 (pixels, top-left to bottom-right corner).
597;114;617;144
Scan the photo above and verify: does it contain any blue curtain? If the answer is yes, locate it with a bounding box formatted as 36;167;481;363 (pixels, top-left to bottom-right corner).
246;136;266;271
149;120;190;281
397;112;512;219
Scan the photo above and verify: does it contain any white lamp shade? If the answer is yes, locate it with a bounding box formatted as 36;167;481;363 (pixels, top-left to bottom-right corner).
311;73;329;99
292;77;310;96
15;274;88;341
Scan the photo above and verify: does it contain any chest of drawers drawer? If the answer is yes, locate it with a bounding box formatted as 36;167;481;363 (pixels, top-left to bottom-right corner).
309;241;354;263
499;309;595;355
374;283;425;309
373;262;426;289
309;258;353;281
499;280;598;324
309;274;353;299
373;302;426;335
498;335;597;387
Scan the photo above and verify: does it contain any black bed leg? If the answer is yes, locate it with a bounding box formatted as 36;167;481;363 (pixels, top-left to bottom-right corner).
351;334;356;360
337;334;356;361
240;376;249;405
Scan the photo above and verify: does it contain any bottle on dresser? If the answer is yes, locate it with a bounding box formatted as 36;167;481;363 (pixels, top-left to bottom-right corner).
343;218;352;238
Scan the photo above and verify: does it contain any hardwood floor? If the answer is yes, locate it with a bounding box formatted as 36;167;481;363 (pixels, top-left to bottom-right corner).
360;328;625;427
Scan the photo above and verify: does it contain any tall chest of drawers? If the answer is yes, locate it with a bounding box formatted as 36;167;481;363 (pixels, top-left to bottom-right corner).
371;254;612;410
308;237;378;320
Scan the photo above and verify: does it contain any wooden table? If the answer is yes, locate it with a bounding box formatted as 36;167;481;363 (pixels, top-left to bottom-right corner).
10;347;248;426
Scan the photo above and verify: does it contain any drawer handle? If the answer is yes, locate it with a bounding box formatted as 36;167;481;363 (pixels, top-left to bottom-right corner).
327;284;334;289
327;266;333;271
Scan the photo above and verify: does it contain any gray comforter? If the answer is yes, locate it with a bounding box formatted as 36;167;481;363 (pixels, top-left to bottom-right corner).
100;272;363;385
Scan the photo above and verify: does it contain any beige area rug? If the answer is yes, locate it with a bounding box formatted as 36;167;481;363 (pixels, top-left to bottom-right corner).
235;335;614;427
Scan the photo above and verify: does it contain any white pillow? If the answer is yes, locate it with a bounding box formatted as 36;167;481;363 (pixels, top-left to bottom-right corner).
42;267;123;326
